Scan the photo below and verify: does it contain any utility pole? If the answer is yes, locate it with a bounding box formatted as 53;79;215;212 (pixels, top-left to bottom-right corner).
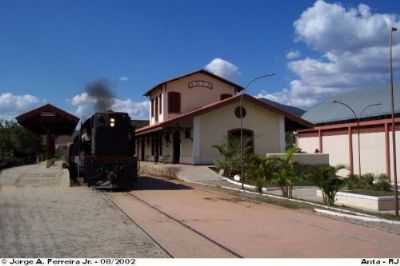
390;26;399;216
239;73;275;190
332;101;381;176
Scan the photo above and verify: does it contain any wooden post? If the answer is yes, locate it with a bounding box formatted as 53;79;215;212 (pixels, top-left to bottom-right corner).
47;133;55;159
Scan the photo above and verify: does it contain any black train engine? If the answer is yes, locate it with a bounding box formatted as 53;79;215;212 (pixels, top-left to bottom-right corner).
69;111;137;189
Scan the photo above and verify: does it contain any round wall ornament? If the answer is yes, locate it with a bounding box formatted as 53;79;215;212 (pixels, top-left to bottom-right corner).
234;106;246;118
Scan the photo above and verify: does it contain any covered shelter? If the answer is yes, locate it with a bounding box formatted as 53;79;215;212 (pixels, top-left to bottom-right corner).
297;87;400;180
16;104;79;159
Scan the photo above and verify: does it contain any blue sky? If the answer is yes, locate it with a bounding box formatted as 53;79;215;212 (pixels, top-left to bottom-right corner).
1;0;400;119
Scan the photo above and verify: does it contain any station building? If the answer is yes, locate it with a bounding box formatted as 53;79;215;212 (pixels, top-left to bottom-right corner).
296;87;400;182
135;69;311;164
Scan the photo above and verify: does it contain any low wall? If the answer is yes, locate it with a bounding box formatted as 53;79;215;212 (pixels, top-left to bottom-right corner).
138;162;179;179
316;190;400;211
266;153;329;165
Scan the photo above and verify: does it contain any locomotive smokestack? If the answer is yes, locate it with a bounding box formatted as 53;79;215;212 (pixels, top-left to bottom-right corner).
85;79;114;113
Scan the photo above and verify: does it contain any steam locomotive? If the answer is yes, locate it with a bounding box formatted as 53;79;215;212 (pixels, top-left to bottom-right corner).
68;111;138;189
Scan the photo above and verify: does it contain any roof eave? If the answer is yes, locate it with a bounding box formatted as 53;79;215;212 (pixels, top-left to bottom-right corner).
136;94;313;135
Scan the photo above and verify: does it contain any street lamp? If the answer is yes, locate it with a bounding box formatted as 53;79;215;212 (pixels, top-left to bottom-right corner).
389;26;399;216
332;100;382;176
239;73;275;190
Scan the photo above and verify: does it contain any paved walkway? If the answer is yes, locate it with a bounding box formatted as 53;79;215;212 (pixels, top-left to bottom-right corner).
0;163;167;257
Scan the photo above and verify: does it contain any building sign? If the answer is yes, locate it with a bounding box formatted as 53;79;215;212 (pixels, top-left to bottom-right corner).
40;112;56;117
188;80;213;90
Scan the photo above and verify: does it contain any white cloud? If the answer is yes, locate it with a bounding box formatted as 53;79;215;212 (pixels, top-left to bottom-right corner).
294;0;398;53
119;76;129;81
204;58;240;81
265;0;400;108
70;92;149;120
112;98;149;119
286;50;301;60
70;92;96;118
0;92;40;119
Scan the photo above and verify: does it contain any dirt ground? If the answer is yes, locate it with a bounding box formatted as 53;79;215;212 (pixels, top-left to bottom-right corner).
1;163;400;258
112;175;400;258
0;164;168;258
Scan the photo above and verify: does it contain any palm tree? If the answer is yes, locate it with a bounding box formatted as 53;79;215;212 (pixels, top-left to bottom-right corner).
307;165;346;206
213;139;241;177
271;147;302;198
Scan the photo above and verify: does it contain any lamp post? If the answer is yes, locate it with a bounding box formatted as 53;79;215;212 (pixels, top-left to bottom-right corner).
389;26;399;216
239;73;275;190
332;101;382;176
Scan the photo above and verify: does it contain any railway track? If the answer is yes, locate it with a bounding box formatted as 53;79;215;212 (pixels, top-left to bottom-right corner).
107;193;174;258
110;191;242;258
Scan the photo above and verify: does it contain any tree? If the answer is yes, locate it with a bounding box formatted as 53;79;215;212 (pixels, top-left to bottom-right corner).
307;165;346;206
270;147;302;198
0;120;43;166
213;139;242;177
245;156;271;193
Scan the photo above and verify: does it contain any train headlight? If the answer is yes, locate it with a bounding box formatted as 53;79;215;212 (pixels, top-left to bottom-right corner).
110;118;115;127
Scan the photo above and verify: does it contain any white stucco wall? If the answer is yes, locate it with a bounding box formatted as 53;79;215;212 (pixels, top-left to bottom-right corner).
166;72;238;118
322;134;349;168
297;128;397;181
148;72;238;126
352;131;386;176
388;131;400;179
297;136;319;154
193;99;285;164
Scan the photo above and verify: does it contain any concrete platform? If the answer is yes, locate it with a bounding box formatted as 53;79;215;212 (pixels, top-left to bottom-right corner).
0;163;168;257
139;161;224;185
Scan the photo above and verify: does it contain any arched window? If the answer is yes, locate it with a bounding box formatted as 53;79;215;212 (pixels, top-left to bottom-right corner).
228;128;254;154
168;92;181;113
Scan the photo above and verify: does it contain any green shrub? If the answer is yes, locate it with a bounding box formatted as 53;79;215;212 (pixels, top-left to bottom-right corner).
245;155;279;194
213;138;253;178
374;174;392;191
269;147;303;199
255;177;265;193
345;173;392;192
243;147;306;198
306;165;346;206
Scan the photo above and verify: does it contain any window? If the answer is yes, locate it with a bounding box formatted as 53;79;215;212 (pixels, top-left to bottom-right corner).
150;98;154;117
159;94;162;114
155;97;159;122
228;128;254;154
220;94;232;100
168;92;181;113
155;97;158;115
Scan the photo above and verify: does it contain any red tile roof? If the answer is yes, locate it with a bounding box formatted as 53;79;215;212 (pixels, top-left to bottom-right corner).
16;104;79;135
136;94;313;135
